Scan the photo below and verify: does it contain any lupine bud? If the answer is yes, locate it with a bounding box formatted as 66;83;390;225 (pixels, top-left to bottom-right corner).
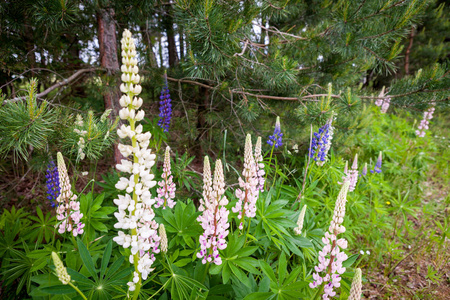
159;224;168;253
254;137;265;192
51;252;71;285
348;154;358;192
267;116;283;148
294;205;307;235
348;268;362;300
361;162;368;176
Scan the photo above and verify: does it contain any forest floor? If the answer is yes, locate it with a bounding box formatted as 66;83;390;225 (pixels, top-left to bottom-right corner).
363;175;450;300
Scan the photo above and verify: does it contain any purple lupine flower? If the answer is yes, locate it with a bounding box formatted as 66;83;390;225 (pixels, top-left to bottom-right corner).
158;78;172;132
416;106;435;137
267;116;283;148
370;151;382;174
310;119;334;166
361;162;368;177
46;160;60;207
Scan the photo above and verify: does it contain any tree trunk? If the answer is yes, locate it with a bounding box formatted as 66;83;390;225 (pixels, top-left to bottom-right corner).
97;7;121;164
179;26;184;60
140;23;158;68
163;7;178;67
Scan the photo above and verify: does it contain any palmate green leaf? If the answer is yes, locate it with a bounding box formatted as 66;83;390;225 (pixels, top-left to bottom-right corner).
76;238;97;278
25;206;57;244
100;240;113;279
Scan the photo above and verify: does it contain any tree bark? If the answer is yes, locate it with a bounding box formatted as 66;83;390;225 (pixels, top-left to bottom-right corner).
97;7;121;164
404;26;415;76
140;23;158;68
163;7;178;67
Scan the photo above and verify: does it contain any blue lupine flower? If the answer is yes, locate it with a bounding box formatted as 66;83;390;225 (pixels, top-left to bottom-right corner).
158;80;172;132
361;163;368;176
310;121;333;166
267;116;283;148
46;160;60;207
370;152;382;173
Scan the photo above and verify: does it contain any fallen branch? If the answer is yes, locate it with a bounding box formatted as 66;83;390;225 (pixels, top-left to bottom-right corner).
3;68;100;105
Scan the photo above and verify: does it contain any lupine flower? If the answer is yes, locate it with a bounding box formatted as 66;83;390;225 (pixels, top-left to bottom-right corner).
51;252;71;285
380;97;391;113
158;77;172;132
310;118;334;166
232;134;259;230
46;160;60;207
155;146;176;209
159;224;168;253
198;156;213;212
416;106;435;137
197;159;230;265
348;268;362;300
375;87;391;113
113;29;160;292
310;181;350;299
294;205;307;235
55;152;85;236
361;162;368;177
370;151;382;174
254;137;265;192
348;154;358;192
267;116;283;148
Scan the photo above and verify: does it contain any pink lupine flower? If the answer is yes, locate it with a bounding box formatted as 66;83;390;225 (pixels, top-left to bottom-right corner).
416;106;435;137
55;152;84;236
348;154;358;192
310;181;350;298
197;159;230;265
232;134;259;230
375;87;391;113
155;146;176;209
254;137;265;192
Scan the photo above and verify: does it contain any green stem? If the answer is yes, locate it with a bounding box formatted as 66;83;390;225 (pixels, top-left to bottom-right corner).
68;282;88;300
264;145;275;190
312;283;324;300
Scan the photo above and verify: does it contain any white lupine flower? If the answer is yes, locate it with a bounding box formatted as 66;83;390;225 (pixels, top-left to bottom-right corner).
254;137;265;192
51;252;71;285
294;205;307;235
348;268;362;300
113;30;160;291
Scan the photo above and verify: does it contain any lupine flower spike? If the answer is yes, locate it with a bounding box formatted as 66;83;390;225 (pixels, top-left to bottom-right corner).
52;252;71;285
254;137;265;192
310;181;350;299
375;87;391;113
197;159;230;265
361;163;368;177
294;205;307;235
348;154;358;192
158;73;172;132
310;117;334;166
155;146;176;209
348;268;362;300
267;116;283;148
199;156;213;212
416;105;435;137
232;134;259;230
113;29;160;293
55;152;85;236
159;224;168;253
371;151;382;174
46;160;60;207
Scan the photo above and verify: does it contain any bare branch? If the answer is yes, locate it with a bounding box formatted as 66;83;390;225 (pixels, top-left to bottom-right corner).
3;68;100;104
